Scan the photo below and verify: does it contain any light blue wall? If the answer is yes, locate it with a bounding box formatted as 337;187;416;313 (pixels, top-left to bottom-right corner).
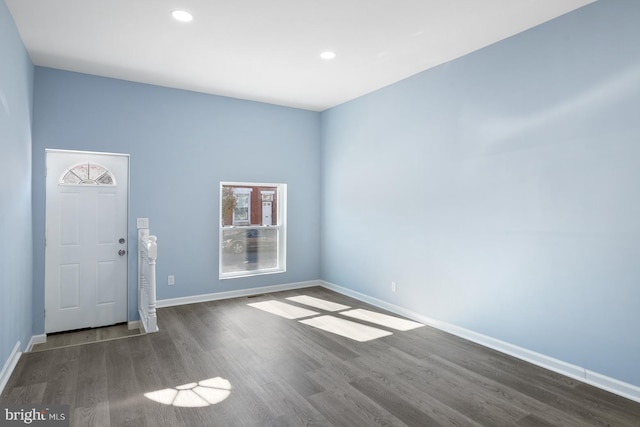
321;0;640;387
0;0;34;361
32;69;321;333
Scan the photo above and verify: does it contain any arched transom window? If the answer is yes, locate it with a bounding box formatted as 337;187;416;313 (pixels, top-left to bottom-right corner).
59;162;116;185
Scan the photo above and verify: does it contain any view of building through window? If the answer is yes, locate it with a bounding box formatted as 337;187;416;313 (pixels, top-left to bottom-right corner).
220;182;286;278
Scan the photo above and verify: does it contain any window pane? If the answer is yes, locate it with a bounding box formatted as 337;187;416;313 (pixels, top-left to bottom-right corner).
72;163;89;181
88;163;107;180
220;227;278;275
61;171;81;184
96;173;114;185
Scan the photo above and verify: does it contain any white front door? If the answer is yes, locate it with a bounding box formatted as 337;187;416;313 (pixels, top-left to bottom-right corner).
45;150;129;333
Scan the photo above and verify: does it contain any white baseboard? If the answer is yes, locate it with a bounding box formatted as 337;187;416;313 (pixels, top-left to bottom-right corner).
156;280;323;308
26;334;47;352
0;342;21;395
320;280;640;403
585;370;640;404
127;320;143;330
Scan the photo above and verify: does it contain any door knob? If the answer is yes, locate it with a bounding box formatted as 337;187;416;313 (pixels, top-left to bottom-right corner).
118;249;126;256
119;238;126;244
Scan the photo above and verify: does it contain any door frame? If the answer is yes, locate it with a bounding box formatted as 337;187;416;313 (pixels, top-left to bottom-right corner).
44;148;131;333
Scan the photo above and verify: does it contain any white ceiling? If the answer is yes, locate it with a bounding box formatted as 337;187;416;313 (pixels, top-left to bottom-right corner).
6;0;594;111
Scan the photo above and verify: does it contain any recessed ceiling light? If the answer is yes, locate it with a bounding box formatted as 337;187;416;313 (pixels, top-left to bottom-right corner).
172;10;193;22
320;51;336;60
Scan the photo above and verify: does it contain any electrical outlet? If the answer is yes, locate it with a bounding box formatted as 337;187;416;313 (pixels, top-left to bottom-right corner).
168;275;175;286
391;281;397;292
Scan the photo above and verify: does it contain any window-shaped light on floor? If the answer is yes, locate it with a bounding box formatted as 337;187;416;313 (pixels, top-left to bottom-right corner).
144;377;232;407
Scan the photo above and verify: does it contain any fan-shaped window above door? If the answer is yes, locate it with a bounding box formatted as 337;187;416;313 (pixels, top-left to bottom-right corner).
59;162;116;185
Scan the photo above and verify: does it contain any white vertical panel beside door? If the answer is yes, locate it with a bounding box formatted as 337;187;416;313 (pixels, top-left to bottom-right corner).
262;202;272;225
45;150;129;333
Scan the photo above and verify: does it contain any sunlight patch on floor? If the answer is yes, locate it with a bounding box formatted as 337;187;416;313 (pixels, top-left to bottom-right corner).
144;377;232;407
340;309;423;331
247;300;319;319
285;295;351;311
300;315;392;342
247;295;425;342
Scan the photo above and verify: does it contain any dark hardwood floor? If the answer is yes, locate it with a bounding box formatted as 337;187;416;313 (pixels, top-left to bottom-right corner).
2;287;639;426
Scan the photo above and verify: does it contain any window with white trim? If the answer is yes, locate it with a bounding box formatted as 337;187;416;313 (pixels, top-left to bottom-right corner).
220;182;286;279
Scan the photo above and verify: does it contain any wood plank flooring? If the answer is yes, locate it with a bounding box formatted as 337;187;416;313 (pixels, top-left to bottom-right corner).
2;287;639;426
31;323;142;352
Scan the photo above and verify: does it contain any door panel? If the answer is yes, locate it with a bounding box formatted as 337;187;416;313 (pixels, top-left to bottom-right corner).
59;264;80;309
60;193;80;245
97;261;117;304
45;150;129;333
97;193;118;244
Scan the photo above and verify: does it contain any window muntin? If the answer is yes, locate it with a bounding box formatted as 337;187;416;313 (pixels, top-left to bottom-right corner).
220;182;286;279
